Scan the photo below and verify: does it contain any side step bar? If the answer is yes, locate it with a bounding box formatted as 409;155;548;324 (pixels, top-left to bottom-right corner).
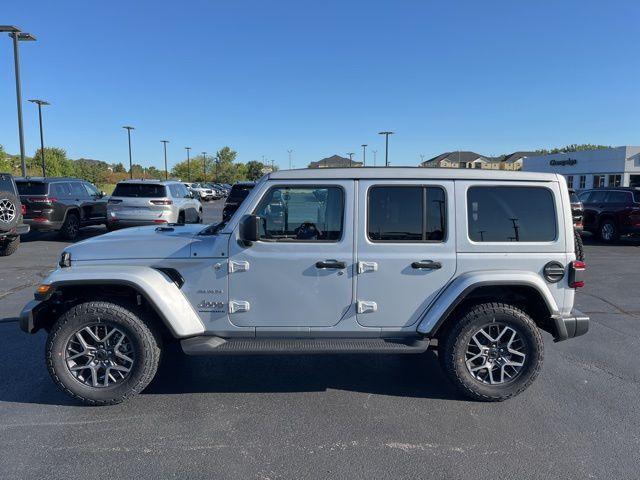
181;336;430;356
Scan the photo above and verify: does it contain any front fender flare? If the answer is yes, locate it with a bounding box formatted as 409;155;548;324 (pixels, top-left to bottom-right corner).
416;271;560;336
30;265;205;338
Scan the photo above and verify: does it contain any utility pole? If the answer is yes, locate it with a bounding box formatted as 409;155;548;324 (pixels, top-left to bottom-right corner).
378;131;394;167
185;147;191;181
1;26;37;176
419;154;425;165
347;153;355;167
161;140;169;180
202;152;207;181
372;150;377;167
123;126;134;178
287;149;293;169
361;144;367;166
29;99;50;176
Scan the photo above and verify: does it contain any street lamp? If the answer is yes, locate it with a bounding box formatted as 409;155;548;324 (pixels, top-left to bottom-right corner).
1;26;36;176
361;144;367;166
28;99;49;177
378;131;394;167
287;149;293;170
347;153;355;167
185;147;191;182
122;126;134;179
161;140;169;180
202;152;207;181
372;150;378;167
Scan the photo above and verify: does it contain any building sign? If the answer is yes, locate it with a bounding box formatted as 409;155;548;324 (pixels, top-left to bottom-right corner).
550;159;577;166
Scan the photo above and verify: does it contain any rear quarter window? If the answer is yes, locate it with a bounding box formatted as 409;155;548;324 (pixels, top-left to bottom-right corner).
112;183;167;198
467;186;557;242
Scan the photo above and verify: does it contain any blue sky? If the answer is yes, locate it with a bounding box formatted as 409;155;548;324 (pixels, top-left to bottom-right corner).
1;0;638;170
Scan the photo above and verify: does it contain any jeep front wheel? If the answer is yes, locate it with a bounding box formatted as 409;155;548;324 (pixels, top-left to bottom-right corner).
0;235;20;256
46;301;161;406
441;303;543;401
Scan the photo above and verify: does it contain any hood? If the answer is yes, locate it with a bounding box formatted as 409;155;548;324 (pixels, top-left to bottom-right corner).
66;224;206;262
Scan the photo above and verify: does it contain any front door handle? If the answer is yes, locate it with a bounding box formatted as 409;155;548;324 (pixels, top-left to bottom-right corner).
411;260;442;270
316;259;346;269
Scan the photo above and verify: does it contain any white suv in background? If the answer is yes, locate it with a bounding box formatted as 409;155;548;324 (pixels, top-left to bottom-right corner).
107;180;202;229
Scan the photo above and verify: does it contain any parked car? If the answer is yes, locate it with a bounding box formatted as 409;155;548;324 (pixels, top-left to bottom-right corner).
578;187;640;242
0;173;29;256
21;168;588;405
15;177;107;241
222;182;255;221
107;180;202;229
189;183;216;201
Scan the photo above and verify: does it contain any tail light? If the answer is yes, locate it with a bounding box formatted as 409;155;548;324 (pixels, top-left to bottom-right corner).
108;199;122;204
28;196;56;203
569;260;585;288
150;199;173;205
153;219;168;224
21;204;26;215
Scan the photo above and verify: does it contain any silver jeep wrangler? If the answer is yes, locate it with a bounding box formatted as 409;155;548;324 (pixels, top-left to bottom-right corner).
20;168;589;405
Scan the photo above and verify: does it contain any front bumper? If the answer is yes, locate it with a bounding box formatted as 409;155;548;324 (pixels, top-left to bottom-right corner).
20;299;48;334
552;308;589;342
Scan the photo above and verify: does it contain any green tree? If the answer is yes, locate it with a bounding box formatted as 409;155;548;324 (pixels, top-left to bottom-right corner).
245;160;266;181
29;148;75;177
536;144;611;155
113;162;126;173
0;145;11;173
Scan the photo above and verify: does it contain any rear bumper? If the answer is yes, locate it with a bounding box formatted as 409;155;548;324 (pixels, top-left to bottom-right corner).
24;218;63;231
552;308;589;342
0;223;30;239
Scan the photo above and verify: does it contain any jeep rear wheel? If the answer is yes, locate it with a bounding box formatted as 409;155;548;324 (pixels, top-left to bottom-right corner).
59;212;80;241
46;301;161;406
441;302;543;402
599;219;619;243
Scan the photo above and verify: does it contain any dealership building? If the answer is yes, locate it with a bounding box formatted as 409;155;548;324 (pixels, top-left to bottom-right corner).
521;146;640;190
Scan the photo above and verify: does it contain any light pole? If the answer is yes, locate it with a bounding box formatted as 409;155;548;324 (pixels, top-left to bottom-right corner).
202;152;207;181
287;149;293;169
378;131;394;167
361;144;367;166
372;150;378;167
185;147;191;181
161;140;169;180
347;153;355;167
122;126;134;178
1;26;36;176
28;99;49;176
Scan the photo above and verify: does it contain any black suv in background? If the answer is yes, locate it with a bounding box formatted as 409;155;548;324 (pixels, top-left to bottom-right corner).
15;177;108;241
222;182;255;221
0;173;29;256
578;187;640;242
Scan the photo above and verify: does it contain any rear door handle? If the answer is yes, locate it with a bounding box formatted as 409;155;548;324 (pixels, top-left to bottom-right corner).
411;260;442;270
316;260;346;269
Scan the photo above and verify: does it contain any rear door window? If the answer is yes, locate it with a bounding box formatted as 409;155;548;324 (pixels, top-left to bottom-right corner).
50;183;71;198
112;183;167;198
467;186;556;242
367;186;446;242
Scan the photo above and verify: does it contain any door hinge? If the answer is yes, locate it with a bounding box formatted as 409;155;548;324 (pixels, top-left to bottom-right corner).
357;300;378;314
229;300;250;314
228;260;250;273
357;261;378;274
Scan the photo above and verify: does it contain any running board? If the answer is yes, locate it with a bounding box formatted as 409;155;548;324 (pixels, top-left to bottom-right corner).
180;336;430;356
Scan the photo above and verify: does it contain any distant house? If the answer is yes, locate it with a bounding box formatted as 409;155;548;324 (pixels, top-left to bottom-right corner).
308;154;363;169
421;151;488;169
421;151;534;171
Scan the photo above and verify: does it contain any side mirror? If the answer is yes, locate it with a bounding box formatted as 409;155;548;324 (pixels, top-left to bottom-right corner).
239;214;260;243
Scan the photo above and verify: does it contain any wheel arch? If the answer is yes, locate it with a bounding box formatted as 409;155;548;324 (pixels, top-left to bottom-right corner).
417;273;561;341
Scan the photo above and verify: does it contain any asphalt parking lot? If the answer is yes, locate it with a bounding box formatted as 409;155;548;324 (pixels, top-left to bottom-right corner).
1;200;639;480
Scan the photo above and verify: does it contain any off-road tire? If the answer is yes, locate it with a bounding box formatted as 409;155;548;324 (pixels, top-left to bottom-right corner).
59;212;80;241
0;235;20;256
46;300;162;406
441;302;544;402
599;219;619;243
574;229;585;262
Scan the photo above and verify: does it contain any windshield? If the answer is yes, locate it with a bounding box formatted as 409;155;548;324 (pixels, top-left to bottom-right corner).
228;184;253;202
112;183;167;198
16;180;47;195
